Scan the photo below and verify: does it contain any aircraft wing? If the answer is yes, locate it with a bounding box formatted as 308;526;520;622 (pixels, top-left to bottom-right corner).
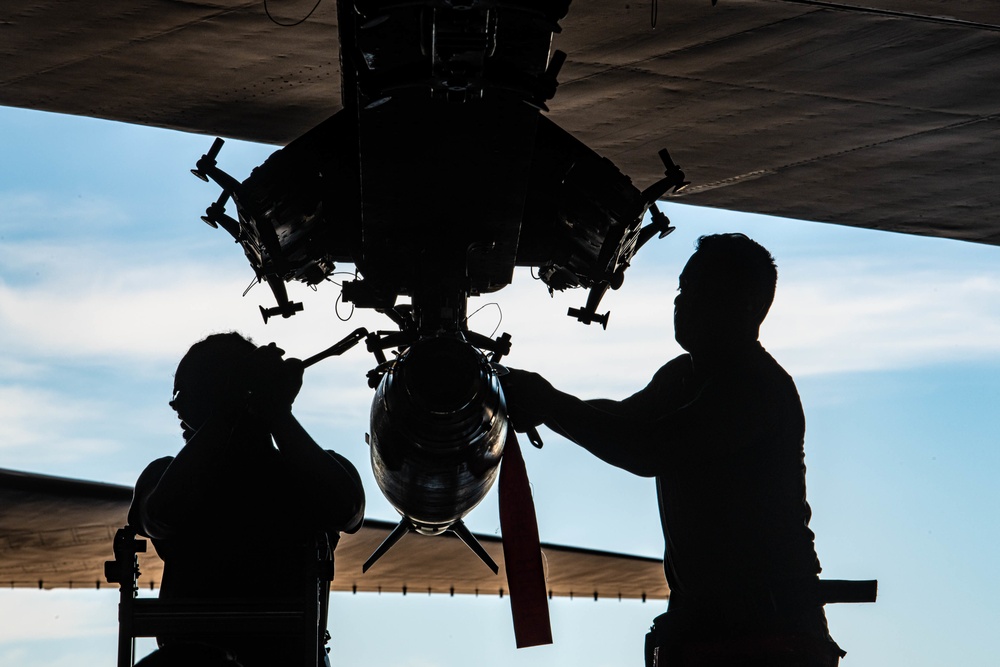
2;1;997;243
0;469;668;601
0;468;136;590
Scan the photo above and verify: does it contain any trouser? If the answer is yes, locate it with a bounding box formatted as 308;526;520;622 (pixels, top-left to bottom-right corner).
644;603;845;667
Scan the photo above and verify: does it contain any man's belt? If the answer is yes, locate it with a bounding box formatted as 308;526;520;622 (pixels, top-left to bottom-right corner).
765;577;878;610
816;579;878;604
665;577;878;612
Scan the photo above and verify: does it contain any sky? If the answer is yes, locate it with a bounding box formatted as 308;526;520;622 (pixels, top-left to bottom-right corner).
1;104;999;667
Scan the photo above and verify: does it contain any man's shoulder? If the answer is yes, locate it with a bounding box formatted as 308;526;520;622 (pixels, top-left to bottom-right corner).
750;344;798;387
321;449;362;477
699;344;800;410
134;456;174;488
144;455;175;472
655;353;694;377
635;354;694;407
743;345;804;421
650;354;694;388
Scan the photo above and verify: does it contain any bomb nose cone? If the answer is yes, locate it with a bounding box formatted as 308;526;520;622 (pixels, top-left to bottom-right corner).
399;336;481;413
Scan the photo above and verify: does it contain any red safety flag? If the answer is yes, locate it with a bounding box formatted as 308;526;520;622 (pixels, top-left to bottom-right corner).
498;428;552;648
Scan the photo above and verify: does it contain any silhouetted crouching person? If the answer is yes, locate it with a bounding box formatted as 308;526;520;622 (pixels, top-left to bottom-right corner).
129;333;366;667
502;235;845;666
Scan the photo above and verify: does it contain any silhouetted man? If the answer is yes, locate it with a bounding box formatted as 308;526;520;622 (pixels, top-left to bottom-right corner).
129;333;366;667
502;234;845;666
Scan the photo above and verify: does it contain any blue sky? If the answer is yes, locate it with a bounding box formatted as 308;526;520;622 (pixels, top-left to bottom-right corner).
2;105;999;666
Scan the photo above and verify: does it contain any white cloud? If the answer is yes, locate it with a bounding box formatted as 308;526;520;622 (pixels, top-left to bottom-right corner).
766;258;1000;376
487;272;678;396
0;191;129;237
488;255;1000;393
6;192;1000;396
0;385;121;464
0;591;117;642
0;356;44;381
5;187;1000;477
1;267;297;371
2;224;1000;473
0;245;248;362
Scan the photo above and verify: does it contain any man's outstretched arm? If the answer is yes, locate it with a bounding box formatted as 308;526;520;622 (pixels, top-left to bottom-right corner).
502;369;664;477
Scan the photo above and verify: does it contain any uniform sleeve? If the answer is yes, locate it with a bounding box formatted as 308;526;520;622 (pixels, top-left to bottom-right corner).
543;356;696;476
323;449;366;534
614;355;694;417
127;456;174;539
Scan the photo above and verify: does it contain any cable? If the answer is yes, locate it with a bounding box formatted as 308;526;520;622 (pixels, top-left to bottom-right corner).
242;276;259;297
334;292;355;322
264;0;324;27
325;271;363;288
465;301;503;338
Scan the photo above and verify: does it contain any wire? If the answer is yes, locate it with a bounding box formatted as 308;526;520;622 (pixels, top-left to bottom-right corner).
331;267;357;320
325;271;363;288
334;292;355;322
264;0;324;27
465;302;503;338
242;276;259;297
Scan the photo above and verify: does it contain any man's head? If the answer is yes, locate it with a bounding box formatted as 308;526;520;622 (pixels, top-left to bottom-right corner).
170;332;257;438
673;233;777;354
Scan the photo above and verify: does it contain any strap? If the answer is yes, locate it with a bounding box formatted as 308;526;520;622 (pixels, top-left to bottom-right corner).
498;428;552;648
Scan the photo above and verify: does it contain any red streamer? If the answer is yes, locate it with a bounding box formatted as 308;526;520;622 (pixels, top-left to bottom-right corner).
498;428;552;648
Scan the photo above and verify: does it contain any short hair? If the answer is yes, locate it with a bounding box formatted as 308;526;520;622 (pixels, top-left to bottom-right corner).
693;233;777;321
174;332;257;398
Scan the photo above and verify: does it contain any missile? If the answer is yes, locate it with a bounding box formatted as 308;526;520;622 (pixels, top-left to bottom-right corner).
303;325;552;646
364;333;507;573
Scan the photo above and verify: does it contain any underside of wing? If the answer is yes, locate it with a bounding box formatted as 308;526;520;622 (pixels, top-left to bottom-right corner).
2;1;998;242
0;468;138;590
335;519;668;601
0;469;667;600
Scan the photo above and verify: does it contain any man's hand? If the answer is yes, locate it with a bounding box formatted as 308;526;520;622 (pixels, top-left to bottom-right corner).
244;343;304;421
499;368;554;431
